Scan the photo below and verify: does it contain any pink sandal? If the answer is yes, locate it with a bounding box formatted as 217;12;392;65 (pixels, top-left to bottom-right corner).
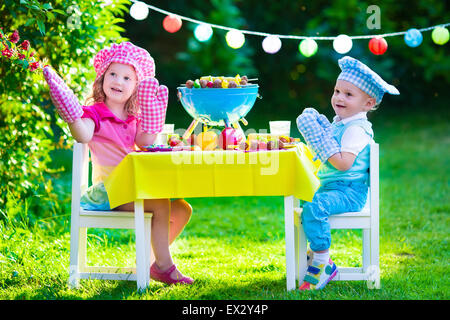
150;263;194;285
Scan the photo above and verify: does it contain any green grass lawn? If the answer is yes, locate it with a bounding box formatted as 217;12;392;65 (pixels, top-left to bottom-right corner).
0;109;448;300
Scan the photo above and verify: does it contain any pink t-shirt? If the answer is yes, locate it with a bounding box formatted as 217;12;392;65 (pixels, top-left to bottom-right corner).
82;102;139;185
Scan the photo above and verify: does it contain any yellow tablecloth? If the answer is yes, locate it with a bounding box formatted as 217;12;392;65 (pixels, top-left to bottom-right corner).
104;143;320;208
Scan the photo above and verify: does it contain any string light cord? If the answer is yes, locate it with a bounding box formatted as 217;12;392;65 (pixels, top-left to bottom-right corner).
130;0;449;40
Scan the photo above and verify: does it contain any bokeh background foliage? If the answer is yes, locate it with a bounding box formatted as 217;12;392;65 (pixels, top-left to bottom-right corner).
126;0;449;124
0;0;129;222
0;0;449;222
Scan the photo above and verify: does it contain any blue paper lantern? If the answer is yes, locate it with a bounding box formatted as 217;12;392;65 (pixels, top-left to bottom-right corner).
404;28;423;47
194;24;213;42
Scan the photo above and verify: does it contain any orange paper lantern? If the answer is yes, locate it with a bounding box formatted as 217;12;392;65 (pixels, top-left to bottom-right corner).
163;15;182;33
368;37;388;55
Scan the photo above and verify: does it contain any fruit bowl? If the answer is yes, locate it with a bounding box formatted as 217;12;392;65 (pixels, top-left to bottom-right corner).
177;84;260;126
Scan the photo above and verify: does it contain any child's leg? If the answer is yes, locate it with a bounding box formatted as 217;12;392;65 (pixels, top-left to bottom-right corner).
302;182;368;252
115;199;191;281
115;199;174;268
142;199;193;284
148;199;192;264
299;182;367;290
169;199;192;244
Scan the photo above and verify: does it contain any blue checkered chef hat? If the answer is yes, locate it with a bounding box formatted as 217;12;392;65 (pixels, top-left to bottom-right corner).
337;56;399;104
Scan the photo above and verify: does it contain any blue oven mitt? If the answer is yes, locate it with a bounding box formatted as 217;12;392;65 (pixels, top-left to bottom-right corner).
316;113;333;135
296;108;340;162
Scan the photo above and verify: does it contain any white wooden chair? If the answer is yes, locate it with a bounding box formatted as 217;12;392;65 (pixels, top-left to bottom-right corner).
69;142;153;291
284;142;380;290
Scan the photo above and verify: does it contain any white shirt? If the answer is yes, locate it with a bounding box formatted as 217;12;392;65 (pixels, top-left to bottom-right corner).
332;112;373;156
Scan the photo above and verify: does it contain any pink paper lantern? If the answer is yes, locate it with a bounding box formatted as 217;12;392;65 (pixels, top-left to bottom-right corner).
163;15;182;33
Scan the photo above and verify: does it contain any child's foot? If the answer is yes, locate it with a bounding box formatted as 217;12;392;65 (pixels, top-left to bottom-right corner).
150;263;194;285
299;258;338;290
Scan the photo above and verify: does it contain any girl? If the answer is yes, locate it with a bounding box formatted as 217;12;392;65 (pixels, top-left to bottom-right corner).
44;41;193;285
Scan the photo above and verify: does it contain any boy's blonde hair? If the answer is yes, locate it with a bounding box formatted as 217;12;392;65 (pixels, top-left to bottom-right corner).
84;73;139;116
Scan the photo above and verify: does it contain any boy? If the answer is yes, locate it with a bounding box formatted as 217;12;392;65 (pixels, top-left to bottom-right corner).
296;56;399;290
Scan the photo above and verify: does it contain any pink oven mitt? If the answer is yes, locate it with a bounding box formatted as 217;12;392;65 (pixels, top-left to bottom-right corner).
138;77;169;134
43;66;83;123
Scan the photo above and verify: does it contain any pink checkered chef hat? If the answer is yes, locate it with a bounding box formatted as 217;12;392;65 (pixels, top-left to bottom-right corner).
93;41;155;82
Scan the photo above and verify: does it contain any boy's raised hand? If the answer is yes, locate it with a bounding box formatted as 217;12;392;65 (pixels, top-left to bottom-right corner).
138;77;169;134
296;110;339;162
316;114;332;135
43;66;83;123
302;107;320;118
296;112;323;143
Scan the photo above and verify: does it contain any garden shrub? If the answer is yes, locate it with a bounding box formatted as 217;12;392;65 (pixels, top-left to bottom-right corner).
0;0;130;222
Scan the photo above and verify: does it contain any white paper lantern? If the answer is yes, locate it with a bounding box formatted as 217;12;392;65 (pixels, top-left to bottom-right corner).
262;35;282;54
333;34;353;54
194;24;213;42
130;1;149;21
226;29;245;49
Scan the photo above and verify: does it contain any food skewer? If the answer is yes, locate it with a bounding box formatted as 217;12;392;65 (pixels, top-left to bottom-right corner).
180;79;258;86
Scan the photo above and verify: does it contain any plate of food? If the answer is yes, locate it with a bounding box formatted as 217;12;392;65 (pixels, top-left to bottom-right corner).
141;144;174;152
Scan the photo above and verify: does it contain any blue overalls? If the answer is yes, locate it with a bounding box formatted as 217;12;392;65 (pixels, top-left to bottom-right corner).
302;118;374;252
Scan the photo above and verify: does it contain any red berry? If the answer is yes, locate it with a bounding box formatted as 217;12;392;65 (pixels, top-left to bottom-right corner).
20;40;30;51
9;30;19;43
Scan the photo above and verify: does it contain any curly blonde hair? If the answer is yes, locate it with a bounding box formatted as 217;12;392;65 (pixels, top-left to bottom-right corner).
85;73;139;116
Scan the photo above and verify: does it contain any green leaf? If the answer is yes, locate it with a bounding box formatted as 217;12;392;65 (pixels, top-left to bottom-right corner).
46;12;55;21
22;60;29;70
24;18;35;26
42;3;53;10
37;20;46;35
52;9;66;16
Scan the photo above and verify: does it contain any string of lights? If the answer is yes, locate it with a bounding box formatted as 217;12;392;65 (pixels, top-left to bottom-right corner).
128;0;450;56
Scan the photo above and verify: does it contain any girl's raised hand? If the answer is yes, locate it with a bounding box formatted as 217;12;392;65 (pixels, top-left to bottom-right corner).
138;77;169;134
43;66;83;123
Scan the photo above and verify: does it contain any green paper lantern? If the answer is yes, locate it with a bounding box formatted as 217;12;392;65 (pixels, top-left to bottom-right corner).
299;39;318;57
431;26;449;45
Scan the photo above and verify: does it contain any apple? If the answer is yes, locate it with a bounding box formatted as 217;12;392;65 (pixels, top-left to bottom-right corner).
168;136;184;147
220;127;244;150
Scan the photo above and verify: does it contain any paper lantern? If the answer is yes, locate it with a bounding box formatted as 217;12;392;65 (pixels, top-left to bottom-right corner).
431;26;449;45
299;39;318;57
194;24;213;42
163;15;182;33
333;34;353;54
129;1;149;21
369;37;388;55
404;28;423;47
226;29;245;49
262;35;282;54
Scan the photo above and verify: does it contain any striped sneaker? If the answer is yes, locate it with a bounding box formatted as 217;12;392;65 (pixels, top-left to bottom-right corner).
299;258;338;290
